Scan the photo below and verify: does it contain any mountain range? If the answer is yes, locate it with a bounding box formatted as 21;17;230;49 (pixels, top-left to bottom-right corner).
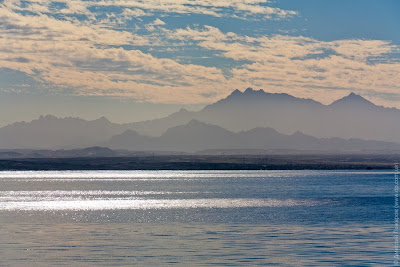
127;88;400;143
106;119;400;153
0;88;399;153
0;115;125;149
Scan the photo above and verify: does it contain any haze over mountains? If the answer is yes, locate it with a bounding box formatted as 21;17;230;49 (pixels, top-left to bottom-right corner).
127;88;400;143
107;119;400;153
1;88;399;154
0;115;125;149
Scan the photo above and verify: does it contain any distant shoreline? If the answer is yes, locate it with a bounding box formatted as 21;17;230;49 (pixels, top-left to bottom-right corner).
0;154;397;171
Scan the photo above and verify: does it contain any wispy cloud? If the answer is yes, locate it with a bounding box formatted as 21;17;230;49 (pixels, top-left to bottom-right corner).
166;26;400;105
88;0;298;19
2;0;297;20
0;3;228;103
0;1;399;107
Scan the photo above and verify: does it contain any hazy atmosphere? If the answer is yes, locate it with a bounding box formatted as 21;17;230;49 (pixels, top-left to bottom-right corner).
1;1;400;266
1;0;400;126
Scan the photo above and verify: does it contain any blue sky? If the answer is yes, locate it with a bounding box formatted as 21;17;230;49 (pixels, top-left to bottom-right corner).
0;0;399;125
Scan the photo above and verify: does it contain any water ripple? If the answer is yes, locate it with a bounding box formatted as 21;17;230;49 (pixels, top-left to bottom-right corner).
0;198;321;211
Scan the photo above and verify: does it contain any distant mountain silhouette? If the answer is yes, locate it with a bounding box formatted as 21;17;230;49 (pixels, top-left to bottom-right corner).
126;88;400;143
329;92;376;108
123;108;194;137
1;88;400;150
105;120;400;153
106;120;237;151
157;120;238;151
106;129;154;150
0;115;128;149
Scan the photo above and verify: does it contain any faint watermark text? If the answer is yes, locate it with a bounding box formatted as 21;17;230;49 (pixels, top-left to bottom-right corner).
395;163;399;265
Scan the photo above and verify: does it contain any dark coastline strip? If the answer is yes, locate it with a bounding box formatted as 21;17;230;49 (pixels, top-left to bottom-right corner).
0;155;397;170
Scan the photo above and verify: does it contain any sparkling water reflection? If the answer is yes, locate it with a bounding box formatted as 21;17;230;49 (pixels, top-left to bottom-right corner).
0;170;395;266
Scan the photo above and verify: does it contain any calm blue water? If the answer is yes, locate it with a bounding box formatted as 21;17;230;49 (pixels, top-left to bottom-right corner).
0;170;396;266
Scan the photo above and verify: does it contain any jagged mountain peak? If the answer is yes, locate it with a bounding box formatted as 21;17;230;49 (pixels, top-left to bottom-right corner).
162;119;232;138
231;89;242;95
169;107;194;118
204;88;323;113
330;92;375;107
244;87;265;94
348;92;358;97
225;87;266;99
93;116;111;123
343;92;366;101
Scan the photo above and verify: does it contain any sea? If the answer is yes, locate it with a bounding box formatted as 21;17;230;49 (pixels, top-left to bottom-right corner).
0;170;396;266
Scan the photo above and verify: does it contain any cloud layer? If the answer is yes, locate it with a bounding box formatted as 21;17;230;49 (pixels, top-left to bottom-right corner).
1;0;400;107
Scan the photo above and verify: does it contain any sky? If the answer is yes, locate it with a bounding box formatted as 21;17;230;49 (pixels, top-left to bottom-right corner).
0;0;399;126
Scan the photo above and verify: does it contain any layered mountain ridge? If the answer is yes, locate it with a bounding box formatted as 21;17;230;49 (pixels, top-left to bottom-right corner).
0;88;399;152
124;88;400;143
105;119;400;153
